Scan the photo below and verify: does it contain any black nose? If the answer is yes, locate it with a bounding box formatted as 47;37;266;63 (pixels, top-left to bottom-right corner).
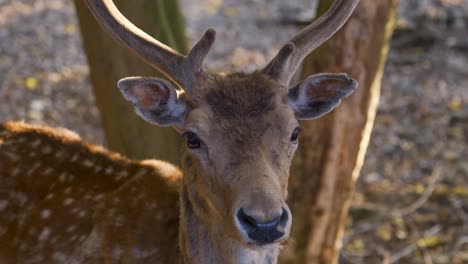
236;208;289;245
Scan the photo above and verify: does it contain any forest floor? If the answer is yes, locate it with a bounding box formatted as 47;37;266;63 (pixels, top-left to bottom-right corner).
0;0;467;263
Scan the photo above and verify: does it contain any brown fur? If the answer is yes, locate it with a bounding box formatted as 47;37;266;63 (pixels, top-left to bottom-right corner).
178;72;298;263
204;73;278;119
0;122;181;263
192;72;288;147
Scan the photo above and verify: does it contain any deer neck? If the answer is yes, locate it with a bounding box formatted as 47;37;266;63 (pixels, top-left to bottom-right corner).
178;162;281;264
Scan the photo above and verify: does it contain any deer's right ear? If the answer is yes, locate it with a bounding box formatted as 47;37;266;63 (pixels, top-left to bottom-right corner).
118;77;188;127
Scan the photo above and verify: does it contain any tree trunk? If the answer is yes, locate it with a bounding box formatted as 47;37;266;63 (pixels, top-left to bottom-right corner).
73;0;187;164
281;1;399;263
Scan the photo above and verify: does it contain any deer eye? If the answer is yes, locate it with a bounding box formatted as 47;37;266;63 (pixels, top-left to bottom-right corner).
184;132;201;149
290;127;301;142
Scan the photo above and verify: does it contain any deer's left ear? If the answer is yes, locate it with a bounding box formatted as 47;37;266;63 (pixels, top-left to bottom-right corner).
287;73;358;120
118;77;188;127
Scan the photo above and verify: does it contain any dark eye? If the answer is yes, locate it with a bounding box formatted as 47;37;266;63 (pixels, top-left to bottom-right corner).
184;132;201;149
290;127;301;142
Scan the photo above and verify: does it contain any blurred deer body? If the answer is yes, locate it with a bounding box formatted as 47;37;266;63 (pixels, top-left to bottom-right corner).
0;122;181;263
0;0;360;263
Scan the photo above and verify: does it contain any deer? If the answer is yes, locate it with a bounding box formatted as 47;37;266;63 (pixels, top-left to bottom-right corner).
0;122;181;263
0;0;360;263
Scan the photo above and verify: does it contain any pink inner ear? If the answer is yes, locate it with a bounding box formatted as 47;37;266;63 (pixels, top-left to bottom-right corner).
307;79;336;99
307;79;345;99
131;83;170;110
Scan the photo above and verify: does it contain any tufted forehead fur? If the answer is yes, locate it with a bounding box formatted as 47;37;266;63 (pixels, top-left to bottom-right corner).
191;72;287;146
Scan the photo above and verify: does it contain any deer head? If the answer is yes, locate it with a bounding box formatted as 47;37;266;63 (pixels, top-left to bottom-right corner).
84;0;359;262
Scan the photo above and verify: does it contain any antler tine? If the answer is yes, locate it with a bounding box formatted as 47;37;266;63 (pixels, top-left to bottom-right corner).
83;0;215;92
263;0;360;86
187;29;216;72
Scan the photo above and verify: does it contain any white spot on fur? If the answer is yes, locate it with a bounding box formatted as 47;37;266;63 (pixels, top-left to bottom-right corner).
0;225;7;236
95;165;103;173
113;247;124;258
31;139;41;148
77;210;87;218
105;166;114;175
19;242;27;251
59;173;67;182
11;192;28;206
29;255;44;263
66;225;77;233
116;170;129;181
11;167;21;177
16;137;27;143
3;151;20;162
78;234;88;242
55;149;66;159
52;252;67;262
133;168;148;178
38;227;51;241
64;187;72;194
27;161;42;176
41;145;53;154
132;247;159;258
71;153;79;162
43;167;54;176
41;209;51;219
64;198;74;206
0;200;8;211
93;194;104;201
82;159;93;168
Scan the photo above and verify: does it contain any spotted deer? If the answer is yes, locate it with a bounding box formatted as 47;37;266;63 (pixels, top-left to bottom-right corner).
0;122;181;263
0;0;359;263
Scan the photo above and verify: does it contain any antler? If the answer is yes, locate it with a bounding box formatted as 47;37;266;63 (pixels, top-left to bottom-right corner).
83;0;215;92
263;0;360;86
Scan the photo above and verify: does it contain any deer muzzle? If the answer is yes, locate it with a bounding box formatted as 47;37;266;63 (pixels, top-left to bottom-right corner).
234;192;291;246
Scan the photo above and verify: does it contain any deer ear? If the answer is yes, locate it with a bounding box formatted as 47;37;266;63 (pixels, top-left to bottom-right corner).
118;77;188;127
287;73;357;120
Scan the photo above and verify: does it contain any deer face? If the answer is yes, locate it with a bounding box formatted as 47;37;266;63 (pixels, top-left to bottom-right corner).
118;71;356;247
181;73;296;246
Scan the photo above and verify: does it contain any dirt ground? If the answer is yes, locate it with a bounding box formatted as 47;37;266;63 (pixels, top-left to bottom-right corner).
0;0;467;263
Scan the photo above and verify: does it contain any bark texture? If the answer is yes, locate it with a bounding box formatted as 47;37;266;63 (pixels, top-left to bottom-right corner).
73;0;187;164
280;0;399;263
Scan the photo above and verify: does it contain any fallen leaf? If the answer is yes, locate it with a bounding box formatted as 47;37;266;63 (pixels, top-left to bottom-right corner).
64;24;76;34
449;127;464;139
414;183;425;194
448;99;462;111
417;236;441;248
25;77;38;90
347;238;365;252
223;7;240;17
377;225;392;241
443;150;460;161
453;186;468;196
